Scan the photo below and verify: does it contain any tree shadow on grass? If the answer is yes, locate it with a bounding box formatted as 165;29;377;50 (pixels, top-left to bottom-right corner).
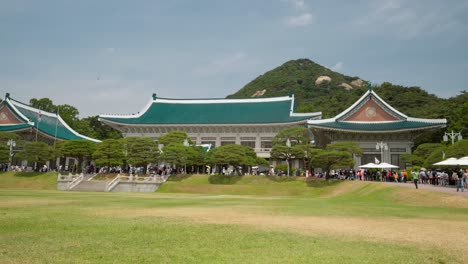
305;178;342;188
266;175;298;182
208;174;243;185
14;172;49;178
167;174;193;182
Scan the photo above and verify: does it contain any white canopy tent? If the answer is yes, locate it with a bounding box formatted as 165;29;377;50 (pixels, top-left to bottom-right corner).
359;162;399;169
374;162;399;169
359;163;378;168
457;157;468;166
433;157;460;166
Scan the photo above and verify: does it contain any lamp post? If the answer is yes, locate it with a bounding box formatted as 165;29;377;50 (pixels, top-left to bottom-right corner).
443;130;462;145
286;138;291;176
7;139;16;171
375;141;388;163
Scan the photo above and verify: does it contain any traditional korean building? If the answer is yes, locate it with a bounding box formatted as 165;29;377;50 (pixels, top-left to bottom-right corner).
99;94;321;159
0;93;100;170
307;88;446;169
0;93;99;143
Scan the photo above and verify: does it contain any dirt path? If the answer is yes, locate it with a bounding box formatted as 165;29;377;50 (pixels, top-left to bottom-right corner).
94;206;468;261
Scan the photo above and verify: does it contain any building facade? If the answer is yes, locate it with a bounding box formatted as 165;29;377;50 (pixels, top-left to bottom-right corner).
99;94;321;159
307;88;447;169
0;93;100;170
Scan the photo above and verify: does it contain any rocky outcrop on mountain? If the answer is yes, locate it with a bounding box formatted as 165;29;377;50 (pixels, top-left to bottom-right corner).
339;83;353;90
251;89;267;97
351;79;364;87
315;76;332;85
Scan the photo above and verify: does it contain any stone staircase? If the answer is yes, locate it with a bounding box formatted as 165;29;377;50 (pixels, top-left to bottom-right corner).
70;180;108;192
59;173;168;192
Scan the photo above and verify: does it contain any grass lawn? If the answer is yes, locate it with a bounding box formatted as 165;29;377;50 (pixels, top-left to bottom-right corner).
0;172;467;263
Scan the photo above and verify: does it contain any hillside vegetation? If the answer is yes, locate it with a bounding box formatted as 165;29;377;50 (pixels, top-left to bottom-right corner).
227;59;467;138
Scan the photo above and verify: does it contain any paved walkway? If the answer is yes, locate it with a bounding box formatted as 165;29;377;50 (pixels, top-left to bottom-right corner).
380;181;468;197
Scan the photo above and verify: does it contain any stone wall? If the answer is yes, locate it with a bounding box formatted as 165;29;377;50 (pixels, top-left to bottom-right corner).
111;182;161;192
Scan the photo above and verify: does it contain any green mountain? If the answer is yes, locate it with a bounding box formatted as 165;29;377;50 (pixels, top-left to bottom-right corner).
227;58;467;140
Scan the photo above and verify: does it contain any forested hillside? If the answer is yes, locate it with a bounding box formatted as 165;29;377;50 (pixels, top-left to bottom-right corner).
228;59;467;139
15;58;467;141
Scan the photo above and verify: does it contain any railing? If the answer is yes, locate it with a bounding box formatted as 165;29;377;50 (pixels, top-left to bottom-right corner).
117;174;168;183
106;174;121;192
87;173;98;181
68;173;84;190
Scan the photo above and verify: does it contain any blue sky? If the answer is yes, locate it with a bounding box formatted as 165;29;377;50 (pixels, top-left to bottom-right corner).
1;0;468;117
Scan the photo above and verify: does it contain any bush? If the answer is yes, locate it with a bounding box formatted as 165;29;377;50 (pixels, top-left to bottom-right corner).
274;164;288;175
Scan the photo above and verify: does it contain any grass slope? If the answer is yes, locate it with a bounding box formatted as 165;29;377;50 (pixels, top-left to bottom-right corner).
0;171;57;190
1;173;467;263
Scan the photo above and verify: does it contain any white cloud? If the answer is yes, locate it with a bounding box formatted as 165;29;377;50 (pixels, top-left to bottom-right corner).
286;13;314;27
281;0;307;10
104;47;116;53
331;62;344;72
192;52;250;77
353;0;466;39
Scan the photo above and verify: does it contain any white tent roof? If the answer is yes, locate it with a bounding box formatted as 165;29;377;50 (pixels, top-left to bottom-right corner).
433;157;460;166
359;162;398;169
374;162;399;169
359;163;378;168
455;157;468;166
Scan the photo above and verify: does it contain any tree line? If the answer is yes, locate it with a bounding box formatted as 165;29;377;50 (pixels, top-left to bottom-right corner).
0;128;364;177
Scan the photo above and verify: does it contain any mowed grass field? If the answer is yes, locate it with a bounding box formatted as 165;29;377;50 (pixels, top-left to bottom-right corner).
1;172;467;263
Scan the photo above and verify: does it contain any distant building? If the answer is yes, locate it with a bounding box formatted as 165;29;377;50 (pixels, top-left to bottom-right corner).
307;88;446;169
0;93;99;143
0;93;100;170
99;94;321;159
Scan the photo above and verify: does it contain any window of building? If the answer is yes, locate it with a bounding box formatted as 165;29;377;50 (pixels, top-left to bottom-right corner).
261;141;272;149
391;154;403;169
201;141;216;147
221;141;236;146
390;148;407;153
241;141;256;148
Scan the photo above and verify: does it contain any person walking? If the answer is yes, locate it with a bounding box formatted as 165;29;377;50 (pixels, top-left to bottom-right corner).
412;169;419;189
457;169;464;192
464;169;468;189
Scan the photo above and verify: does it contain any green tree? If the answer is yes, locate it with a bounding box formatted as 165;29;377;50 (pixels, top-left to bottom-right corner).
270;127;311;175
81;116;122;140
29;98;56;112
186;145;206;173
158;131;192;146
310;149;353;179
445;139;468;158
402;143;446;168
161;143;192;172
16;142;54;171
424;146;448;168
123;137;160;172
60;140;96;173
325;142;363;157
0;132;23;163
56;104;80;128
92;139;125;168
309;142;358;179
206;144;261;175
